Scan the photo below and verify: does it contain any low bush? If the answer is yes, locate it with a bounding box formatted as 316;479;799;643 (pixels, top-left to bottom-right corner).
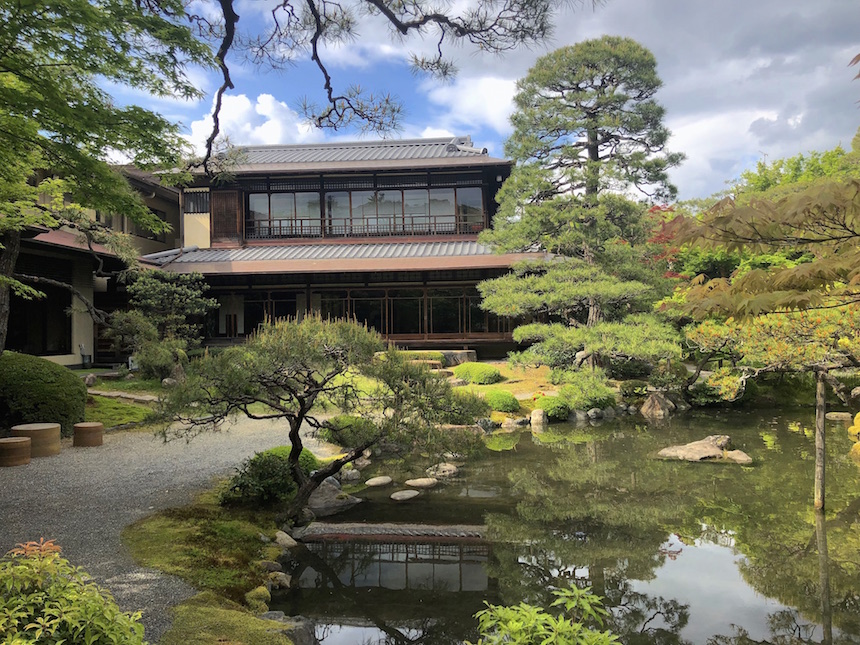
136;338;188;381
484;389;520;413
0;352;86;436
533;395;570;421
444;389;491;424
558;369;617;411
0;539;145;644
619;380;649;404
319;414;380;449
648;360;690;392
220;446;320;507
453;362;502;385
400;350;447;366
607;357;652;380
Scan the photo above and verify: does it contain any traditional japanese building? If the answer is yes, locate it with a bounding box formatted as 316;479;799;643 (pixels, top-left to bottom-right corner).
142;136;538;353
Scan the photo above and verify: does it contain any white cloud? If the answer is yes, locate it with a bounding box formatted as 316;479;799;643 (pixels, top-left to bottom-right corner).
420;126;456;139
422;76;517;135
185;93;324;153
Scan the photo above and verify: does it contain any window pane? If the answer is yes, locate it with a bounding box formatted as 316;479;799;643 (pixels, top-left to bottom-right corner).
351;191;375;234
429;188;455;233
295;193;321;235
430;295;461;334
390;290;424;335
249;194;269;221
377;190;401;232
457;187;484;232
404;190;429;231
326;191;350;236
320;292;347;320
271;194;295;219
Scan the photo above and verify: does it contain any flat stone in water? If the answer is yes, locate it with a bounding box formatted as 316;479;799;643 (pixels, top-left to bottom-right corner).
390;489;420;501
826;412;853;421
405;477;437;489
426;462;459;478
365;475;393;487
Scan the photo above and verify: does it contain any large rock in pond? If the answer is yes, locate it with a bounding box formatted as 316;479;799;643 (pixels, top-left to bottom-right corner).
530;409;548;427
640;392;676;420
658;435;752;464
426;462;459;478
390;489;421;502
307;481;362;517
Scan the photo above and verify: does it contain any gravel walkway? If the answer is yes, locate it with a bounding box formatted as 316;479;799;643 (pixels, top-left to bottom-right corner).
0;417;339;643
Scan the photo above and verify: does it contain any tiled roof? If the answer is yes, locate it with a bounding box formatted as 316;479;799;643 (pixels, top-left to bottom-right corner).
142;240;542;275
199;136;509;174
145;240;495;265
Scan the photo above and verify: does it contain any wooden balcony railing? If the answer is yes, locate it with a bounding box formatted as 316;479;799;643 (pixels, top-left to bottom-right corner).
246;214;484;240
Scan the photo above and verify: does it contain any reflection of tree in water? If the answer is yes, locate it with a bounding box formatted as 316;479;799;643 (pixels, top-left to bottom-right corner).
484;434;695;644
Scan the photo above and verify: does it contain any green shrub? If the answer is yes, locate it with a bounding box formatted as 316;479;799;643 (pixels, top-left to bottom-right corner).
607;357;652;380
136;338;188;381
533;395;570;421
453;362;502;385
319;415;380;449
444;389;491;424
0;352;86;436
619;379;649;404
648;360;690;392
0;540;145;644
483;389;520;413
220;446;320;507
688;381;724;407
559;369;617;411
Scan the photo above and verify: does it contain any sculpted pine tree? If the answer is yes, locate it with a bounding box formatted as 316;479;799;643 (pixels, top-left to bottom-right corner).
479;37;684;374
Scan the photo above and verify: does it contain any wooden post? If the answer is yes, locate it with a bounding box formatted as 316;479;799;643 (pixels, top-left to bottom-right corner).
814;371;826;510
815;509;833;645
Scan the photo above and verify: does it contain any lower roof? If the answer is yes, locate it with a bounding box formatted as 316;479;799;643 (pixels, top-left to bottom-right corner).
142;240;541;275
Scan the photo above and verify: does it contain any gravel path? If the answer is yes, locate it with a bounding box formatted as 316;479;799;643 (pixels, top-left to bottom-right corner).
0;417;340;643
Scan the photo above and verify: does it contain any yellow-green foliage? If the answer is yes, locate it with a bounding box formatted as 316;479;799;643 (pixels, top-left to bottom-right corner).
533;395;570;421
0;539;145;644
122;491;279;601
483;389;520;413
161;592;293;645
453;362;503;385
484;433;521;452
244;585;271;614
400;350;447;365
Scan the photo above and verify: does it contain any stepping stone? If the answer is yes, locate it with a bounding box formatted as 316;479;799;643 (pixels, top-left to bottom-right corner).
405;477;438;489
365;475;392;487
390;490;420;502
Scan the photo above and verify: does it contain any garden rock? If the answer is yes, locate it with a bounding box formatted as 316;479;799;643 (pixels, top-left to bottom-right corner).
476;418;496;433
391;489;421;501
308;481;362;517
825;412;853;421
353;457;372;470
640;392;676;420
448;378;469;387
667;394;691;411
724;449;753;465
602;407;616;419
658;435;733;462
84;373;98;387
258;613;318;645
323;475;341;489
269;571;292;589
161;377;178;388
339;468;362;482
587;408;603;420
258;560;283;572
501;417;529;429
427;462;459;478
627;406;638;415
405;477;437;489
365;475;393;487
169;362;186;383
275;530;298;549
530;409;548;426
852;386;860;400
568;410;588;423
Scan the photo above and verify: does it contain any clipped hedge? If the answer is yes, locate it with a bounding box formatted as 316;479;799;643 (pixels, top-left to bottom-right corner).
533;395;570;422
484;389;520;413
619;380;649;404
400;350;447;366
558;369;617;411
220;446;320;507
0;352;86;436
452;362;502;385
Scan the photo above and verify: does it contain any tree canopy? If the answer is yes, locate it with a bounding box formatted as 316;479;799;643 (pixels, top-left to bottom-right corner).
479;38;683;376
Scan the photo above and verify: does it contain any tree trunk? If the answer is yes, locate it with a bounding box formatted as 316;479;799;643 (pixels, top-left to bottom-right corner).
814;372;827;510
815;509;833;645
0;229;23;354
585;121;600;199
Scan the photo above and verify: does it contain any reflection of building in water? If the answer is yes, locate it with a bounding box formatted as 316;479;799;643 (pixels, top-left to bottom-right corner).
300;541;490;592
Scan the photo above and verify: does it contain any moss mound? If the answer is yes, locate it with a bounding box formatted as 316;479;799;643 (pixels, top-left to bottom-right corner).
453;362;502;385
484;389;520;413
0;352;86;436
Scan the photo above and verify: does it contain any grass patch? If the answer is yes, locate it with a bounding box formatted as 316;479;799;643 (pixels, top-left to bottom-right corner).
160;592;293;645
85;396;152;428
122;485;281;602
91;376;164;396
455;362;556;397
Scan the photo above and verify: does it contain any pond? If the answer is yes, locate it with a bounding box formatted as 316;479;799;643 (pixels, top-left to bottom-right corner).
273;409;860;644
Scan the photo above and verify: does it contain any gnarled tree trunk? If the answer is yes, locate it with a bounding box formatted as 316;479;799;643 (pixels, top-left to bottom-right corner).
0;230;22;354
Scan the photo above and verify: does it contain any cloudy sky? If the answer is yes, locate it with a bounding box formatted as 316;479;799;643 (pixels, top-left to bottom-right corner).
126;0;860;200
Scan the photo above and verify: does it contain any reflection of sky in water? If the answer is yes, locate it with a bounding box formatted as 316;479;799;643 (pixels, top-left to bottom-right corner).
631;534;796;644
316;623;423;645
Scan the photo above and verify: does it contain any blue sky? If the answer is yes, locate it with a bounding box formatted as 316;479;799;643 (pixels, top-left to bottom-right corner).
117;0;860;200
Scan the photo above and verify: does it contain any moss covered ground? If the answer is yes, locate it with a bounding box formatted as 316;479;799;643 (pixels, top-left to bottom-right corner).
85;396;152;428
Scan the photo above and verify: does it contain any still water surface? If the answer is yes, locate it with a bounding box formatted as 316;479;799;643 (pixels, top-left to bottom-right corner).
274;409;860;644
